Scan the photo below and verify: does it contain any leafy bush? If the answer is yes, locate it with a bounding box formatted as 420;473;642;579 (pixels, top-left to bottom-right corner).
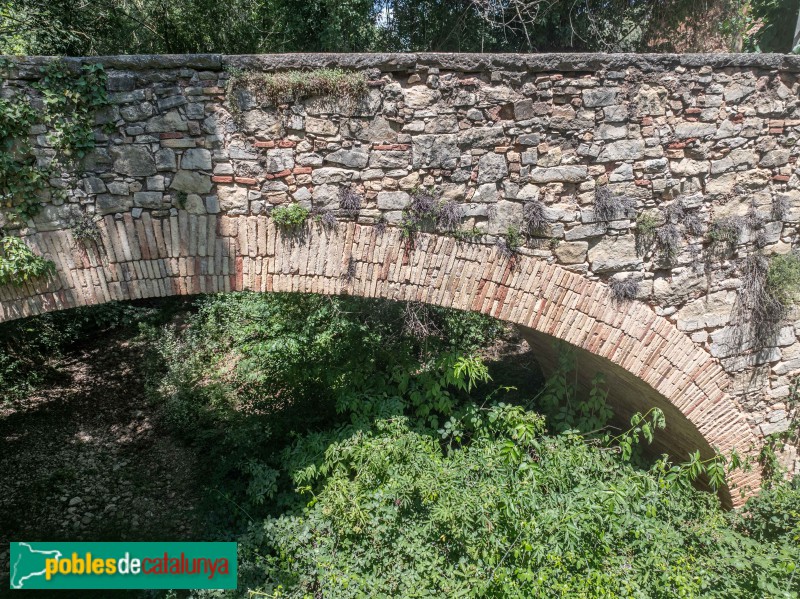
0;234;55;286
134;293;800;599
233;402;799;599
766;251;800;308
271;203;309;231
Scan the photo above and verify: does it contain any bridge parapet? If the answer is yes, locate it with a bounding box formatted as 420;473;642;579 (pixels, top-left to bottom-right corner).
1;53;799;483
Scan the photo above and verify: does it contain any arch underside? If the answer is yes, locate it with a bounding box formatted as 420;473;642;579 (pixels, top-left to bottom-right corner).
0;215;763;503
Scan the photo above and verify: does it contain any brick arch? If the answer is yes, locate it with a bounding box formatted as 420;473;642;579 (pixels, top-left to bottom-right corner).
0;215;762;503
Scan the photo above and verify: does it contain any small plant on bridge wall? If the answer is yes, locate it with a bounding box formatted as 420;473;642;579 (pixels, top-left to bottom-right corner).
495;225;522;259
338;186;362;218
228;68;368;111
634;211;659;254
708;215;745;256
312;208;338;231
271;203;309;232
522;199;547;236
594;185;636;222
436;200;464;232
609;275;640;303
375;214;387;235
0;60;109;221
732;252;800;349
772;195;790;221
0;232;55;286
399;187;440;243
69;213;101;247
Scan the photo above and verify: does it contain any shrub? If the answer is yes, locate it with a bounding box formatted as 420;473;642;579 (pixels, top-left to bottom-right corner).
0;234;55;286
271;203;309;231
766;251;800;307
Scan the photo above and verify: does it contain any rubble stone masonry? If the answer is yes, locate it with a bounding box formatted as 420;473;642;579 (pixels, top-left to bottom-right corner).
2;53;800;496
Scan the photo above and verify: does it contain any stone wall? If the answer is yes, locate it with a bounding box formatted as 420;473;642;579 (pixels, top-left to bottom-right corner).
1;53;799;473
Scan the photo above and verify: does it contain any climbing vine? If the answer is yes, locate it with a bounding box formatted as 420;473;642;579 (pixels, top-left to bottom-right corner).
0;59;109;221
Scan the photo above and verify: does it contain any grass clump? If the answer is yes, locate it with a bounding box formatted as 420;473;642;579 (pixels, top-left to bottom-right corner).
338;186;362;218
609;276;640;303
272;203;309;232
522;199;548;236
594;186;635;222
229;68;368;108
708;216;744;254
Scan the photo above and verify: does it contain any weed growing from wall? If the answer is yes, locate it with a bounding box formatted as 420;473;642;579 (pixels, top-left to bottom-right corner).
594;186;635;222
228;68;368;111
272;203;309;232
609;276;640;303
708;216;744;256
522;199;547;236
437;200;464;232
338;186;362;218
732;252;800;349
69;213;101;247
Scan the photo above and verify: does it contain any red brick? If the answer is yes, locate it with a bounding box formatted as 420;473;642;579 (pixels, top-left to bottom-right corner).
773;174;790;182
277;140;296;148
293;166;313;175
211;176;233;183
634;179;652;187
235;177;258;185
254;141;276;148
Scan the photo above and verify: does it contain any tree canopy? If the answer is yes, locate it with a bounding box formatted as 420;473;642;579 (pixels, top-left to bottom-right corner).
1;0;797;55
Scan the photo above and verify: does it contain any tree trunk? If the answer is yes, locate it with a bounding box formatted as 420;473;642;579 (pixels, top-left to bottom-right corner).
794;3;800;51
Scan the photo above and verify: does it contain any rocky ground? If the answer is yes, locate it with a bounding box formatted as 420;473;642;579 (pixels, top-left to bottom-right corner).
0;333;203;596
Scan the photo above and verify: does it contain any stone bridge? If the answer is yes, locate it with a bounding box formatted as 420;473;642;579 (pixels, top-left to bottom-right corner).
3;52;800;503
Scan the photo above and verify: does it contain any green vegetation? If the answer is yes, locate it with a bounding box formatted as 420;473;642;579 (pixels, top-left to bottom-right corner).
69;213;101;247
0;60;108;220
1;292;799;597
271;203;310;232
229;68;368;109
766;251;800;308
0;234;54;286
3;0;795;55
131;292;800;598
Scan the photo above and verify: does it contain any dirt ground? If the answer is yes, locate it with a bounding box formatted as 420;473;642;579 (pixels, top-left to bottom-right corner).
0;333;203;597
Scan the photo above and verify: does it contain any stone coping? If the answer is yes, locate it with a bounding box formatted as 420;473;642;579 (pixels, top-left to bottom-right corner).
2;52;800;74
